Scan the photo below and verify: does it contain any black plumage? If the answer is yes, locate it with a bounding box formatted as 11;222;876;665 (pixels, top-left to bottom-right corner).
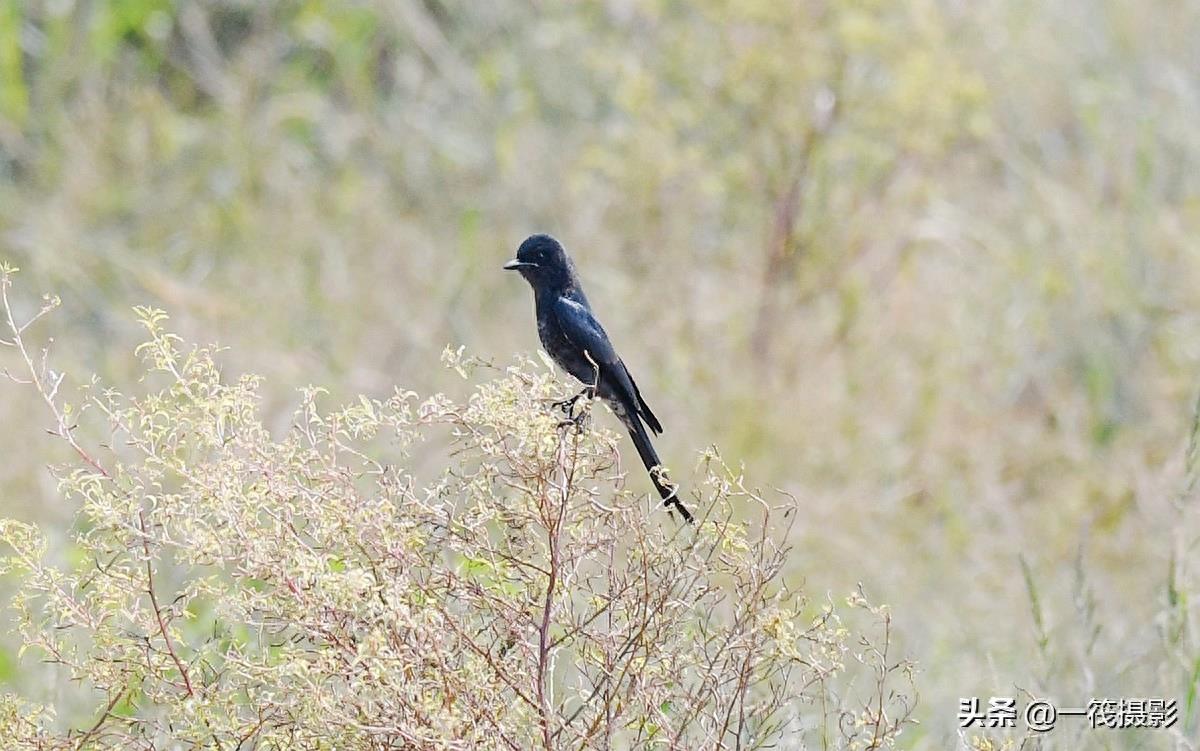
504;234;693;523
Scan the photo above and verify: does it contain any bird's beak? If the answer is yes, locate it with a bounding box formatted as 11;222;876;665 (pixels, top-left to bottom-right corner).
503;259;537;271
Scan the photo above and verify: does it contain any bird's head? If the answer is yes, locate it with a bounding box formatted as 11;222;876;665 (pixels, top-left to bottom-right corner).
504;234;575;291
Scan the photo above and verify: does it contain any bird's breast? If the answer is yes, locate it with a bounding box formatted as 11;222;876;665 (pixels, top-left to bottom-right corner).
535;318;591;385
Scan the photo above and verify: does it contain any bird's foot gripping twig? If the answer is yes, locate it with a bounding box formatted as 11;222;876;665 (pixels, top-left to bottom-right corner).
555;406;592;433
550;387;594;420
552;388;594;433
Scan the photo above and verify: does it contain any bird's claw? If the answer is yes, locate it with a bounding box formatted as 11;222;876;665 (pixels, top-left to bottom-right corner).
556;409;592;433
550;389;593;420
550;395;580;415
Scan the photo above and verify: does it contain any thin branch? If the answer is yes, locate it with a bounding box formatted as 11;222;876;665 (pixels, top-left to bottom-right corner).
536;429;575;750
139;510;194;698
1;281;111;479
73;687;127;749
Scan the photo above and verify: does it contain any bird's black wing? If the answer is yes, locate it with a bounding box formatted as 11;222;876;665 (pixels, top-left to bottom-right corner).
553;296;690;522
551;297;662;430
552;297;621;371
621;362;663;434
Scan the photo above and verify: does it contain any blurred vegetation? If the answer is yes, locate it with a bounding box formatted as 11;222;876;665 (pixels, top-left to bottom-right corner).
0;0;1198;747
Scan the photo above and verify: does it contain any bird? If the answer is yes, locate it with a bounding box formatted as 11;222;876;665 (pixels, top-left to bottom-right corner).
504;234;694;524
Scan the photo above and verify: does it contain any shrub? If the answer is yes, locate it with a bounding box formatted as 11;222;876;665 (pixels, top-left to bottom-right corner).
0;266;914;749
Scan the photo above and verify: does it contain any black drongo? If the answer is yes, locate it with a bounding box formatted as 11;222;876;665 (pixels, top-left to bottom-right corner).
504;234;693;523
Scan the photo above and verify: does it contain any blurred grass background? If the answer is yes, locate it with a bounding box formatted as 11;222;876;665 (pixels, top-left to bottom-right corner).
1;0;1199;747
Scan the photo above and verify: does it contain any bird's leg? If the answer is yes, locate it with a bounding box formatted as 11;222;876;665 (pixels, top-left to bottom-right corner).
553;352;602;431
555;386;595;432
551;386;593;418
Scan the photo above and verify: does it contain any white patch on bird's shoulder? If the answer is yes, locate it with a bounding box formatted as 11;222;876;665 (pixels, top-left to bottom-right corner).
559;297;589;316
